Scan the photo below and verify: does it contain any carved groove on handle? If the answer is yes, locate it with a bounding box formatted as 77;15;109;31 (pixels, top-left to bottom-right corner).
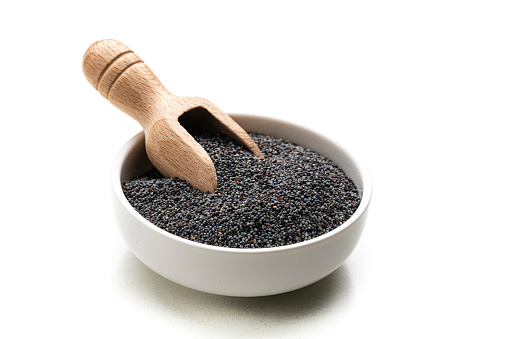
96;50;132;89
96;51;144;99
97;51;143;100
106;59;143;98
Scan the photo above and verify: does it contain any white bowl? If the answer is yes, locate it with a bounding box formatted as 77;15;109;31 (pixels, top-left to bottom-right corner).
112;114;372;297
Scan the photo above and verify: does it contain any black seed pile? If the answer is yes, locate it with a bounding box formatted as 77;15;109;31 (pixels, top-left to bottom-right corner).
122;132;361;249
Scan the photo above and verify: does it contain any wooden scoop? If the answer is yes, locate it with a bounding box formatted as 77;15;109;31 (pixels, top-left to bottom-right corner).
83;39;263;192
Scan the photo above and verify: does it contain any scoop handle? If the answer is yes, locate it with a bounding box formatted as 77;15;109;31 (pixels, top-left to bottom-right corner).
82;39;173;128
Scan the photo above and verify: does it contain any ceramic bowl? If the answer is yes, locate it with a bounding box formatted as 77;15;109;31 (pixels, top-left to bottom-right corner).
112;114;372;297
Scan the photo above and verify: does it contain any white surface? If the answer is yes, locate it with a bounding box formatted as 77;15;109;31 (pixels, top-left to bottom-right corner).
112;116;371;296
1;0;508;337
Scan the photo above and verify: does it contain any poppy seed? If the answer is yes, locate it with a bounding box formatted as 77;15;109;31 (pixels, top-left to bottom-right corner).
122;132;361;249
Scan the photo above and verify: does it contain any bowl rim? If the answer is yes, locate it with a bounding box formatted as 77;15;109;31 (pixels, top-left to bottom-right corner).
112;113;372;254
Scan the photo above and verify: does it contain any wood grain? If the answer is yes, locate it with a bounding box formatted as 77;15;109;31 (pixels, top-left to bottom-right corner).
83;39;263;192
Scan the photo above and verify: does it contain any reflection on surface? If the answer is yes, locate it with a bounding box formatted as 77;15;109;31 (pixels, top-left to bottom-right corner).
116;250;355;337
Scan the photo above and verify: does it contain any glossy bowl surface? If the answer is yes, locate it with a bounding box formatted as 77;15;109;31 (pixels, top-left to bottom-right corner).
112;114;371;296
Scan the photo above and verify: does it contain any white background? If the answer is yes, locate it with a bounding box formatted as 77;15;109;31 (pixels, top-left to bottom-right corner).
1;1;508;338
